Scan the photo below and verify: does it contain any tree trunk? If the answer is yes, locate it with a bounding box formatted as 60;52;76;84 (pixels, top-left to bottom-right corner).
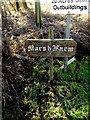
9;0;16;12
2;2;7;16
16;0;19;11
35;0;41;28
22;0;28;9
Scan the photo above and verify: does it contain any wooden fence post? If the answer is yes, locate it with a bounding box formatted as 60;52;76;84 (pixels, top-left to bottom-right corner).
64;11;71;72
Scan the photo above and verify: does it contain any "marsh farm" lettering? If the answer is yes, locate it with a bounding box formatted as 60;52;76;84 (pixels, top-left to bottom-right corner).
25;39;77;57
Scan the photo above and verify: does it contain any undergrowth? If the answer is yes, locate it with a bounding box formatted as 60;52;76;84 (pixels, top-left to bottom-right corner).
3;56;89;120
21;56;89;120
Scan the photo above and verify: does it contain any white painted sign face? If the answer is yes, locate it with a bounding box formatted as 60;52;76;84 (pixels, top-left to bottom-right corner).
51;0;88;14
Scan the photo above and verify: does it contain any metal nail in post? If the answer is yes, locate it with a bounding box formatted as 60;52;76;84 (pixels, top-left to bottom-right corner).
64;11;71;72
49;26;54;84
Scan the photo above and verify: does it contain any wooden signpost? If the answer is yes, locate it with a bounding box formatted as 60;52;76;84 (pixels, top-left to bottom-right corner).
25;27;77;83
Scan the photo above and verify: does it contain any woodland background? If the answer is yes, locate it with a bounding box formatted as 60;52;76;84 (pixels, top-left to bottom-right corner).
1;1;90;120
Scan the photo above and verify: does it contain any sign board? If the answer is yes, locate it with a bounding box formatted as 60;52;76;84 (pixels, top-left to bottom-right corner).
51;0;88;14
25;39;77;57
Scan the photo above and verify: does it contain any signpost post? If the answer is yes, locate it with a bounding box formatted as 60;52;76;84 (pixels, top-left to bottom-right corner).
49;26;54;83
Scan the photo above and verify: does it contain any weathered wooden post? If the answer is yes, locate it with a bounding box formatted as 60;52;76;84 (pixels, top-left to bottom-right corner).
49;26;54;83
64;11;71;72
35;0;41;28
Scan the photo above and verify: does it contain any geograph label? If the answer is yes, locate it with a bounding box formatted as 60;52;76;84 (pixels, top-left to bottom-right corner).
51;0;88;14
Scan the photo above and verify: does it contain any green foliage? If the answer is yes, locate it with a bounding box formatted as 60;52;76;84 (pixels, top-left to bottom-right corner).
3;56;89;119
4;56;89;120
54;57;89;83
22;56;89;119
